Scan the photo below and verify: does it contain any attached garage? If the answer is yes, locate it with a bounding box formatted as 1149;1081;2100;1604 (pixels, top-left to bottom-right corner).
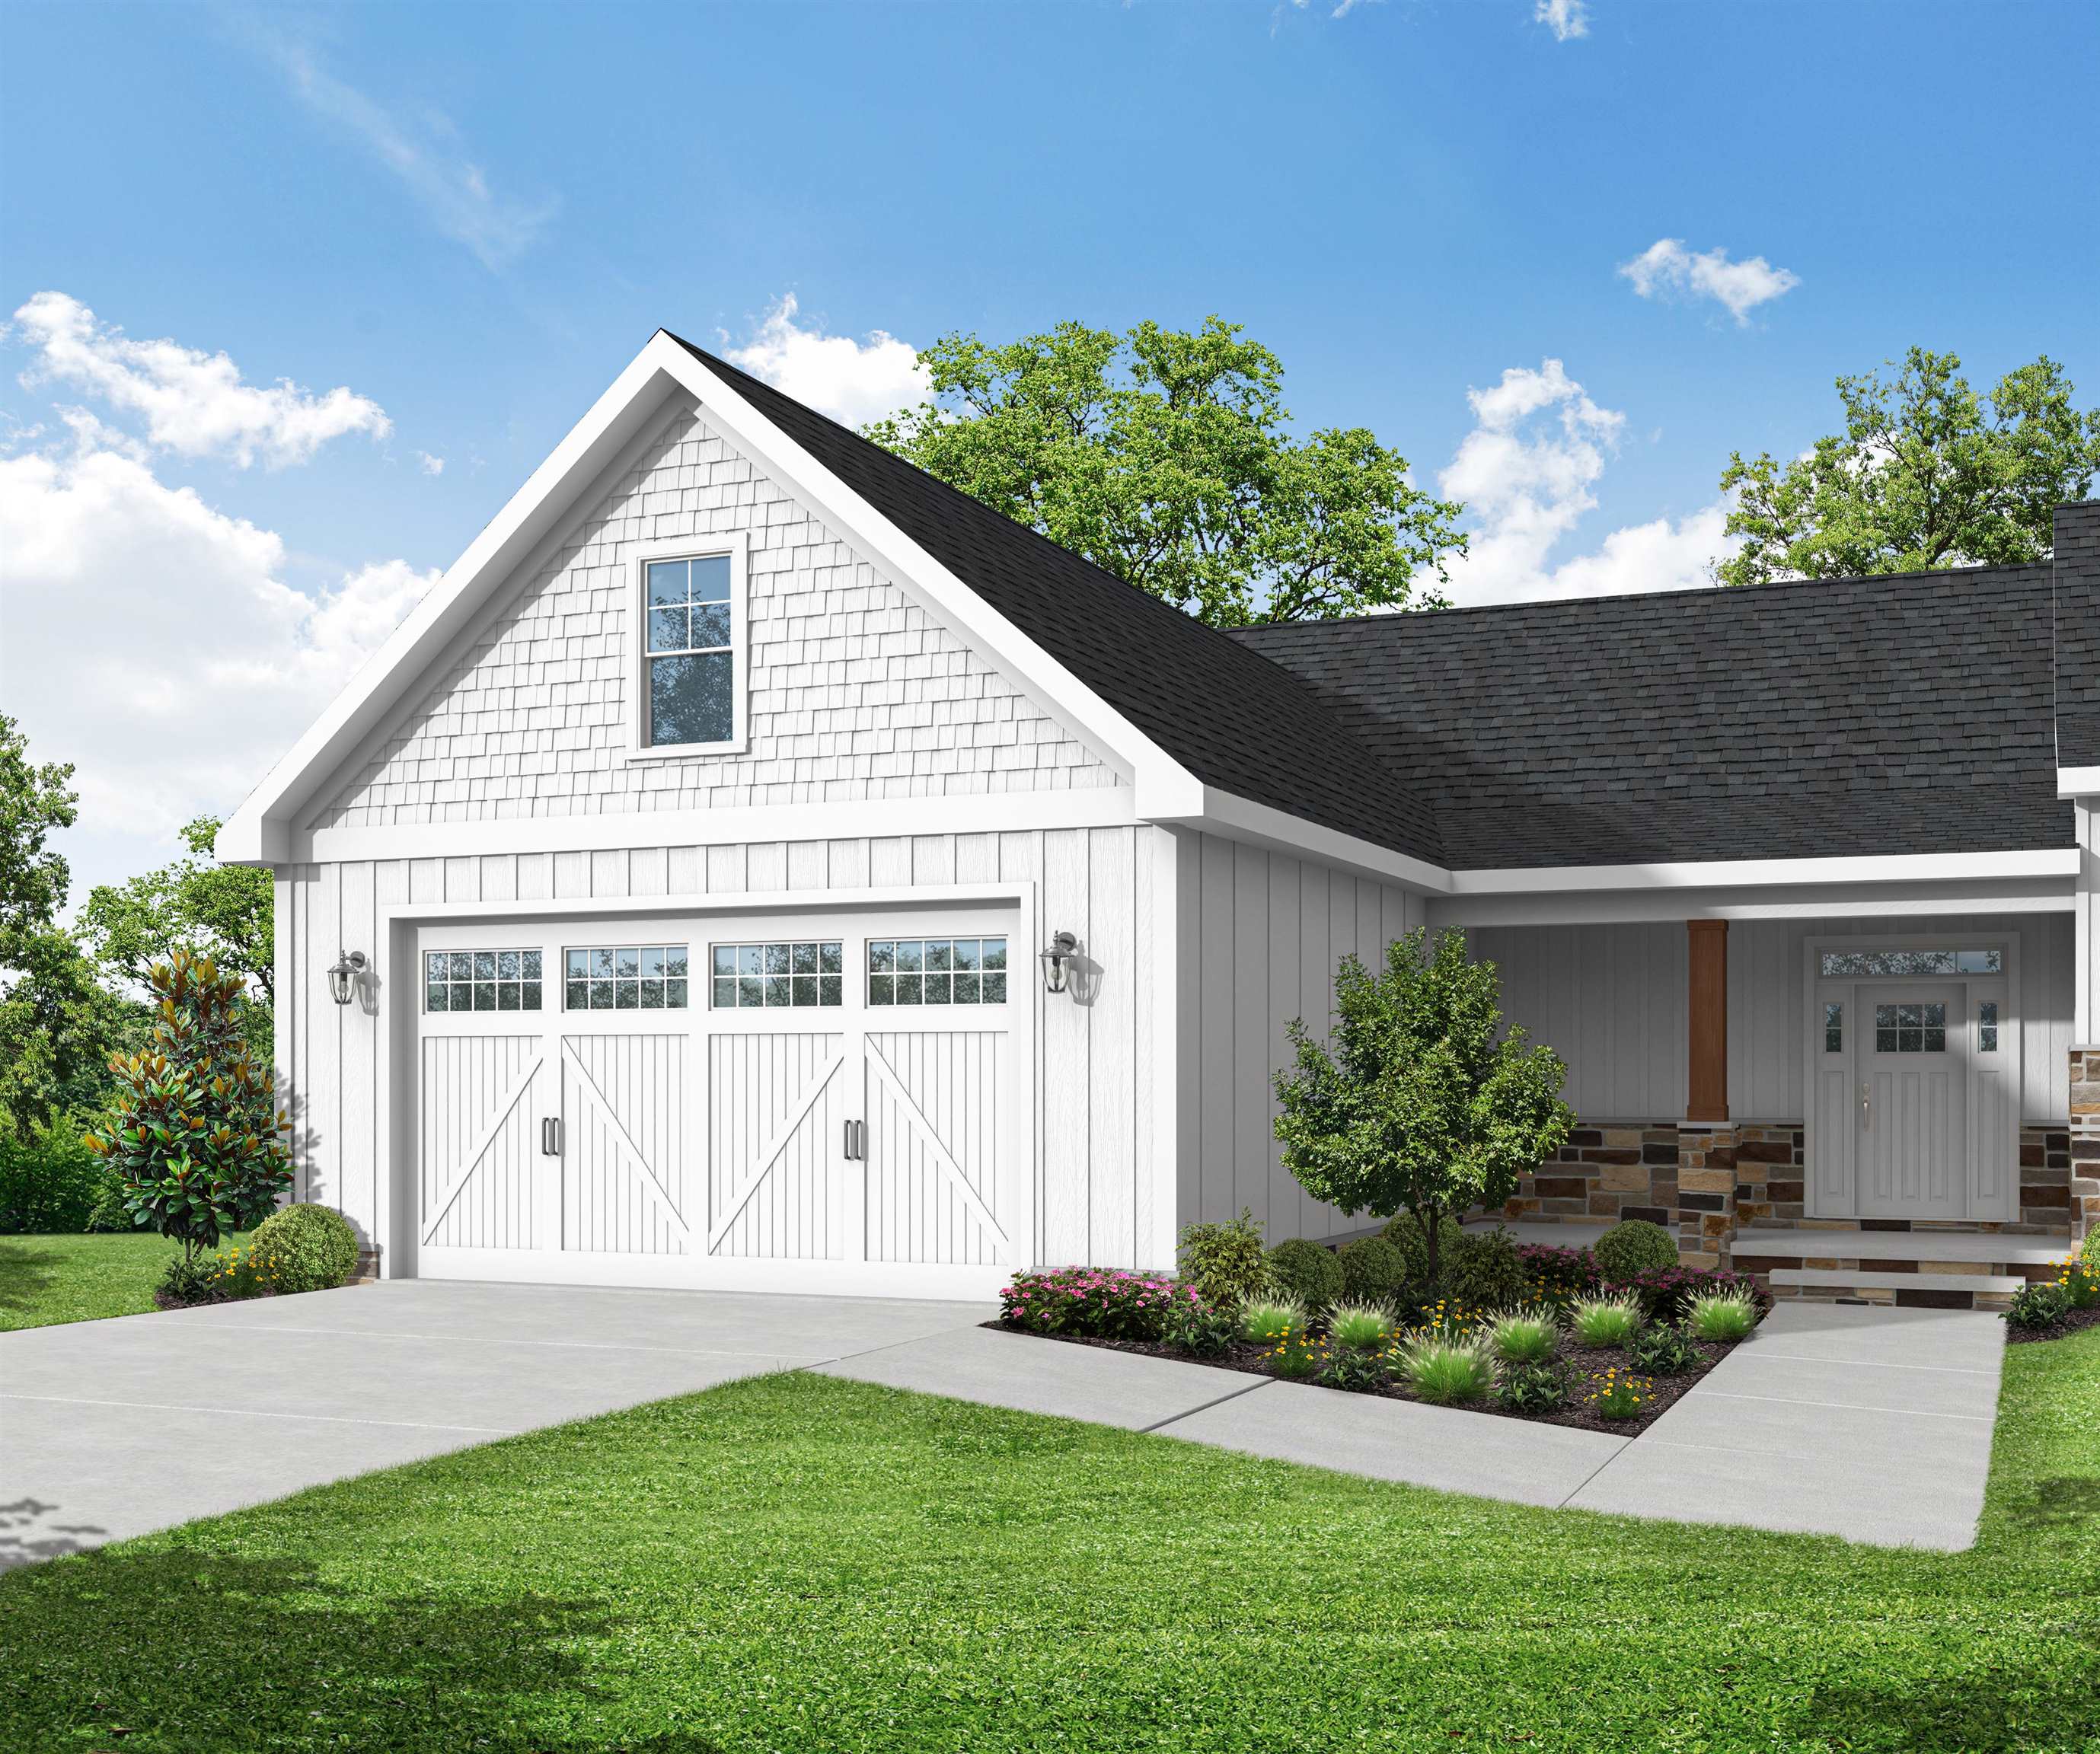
406;901;1028;1297
219;331;2100;1300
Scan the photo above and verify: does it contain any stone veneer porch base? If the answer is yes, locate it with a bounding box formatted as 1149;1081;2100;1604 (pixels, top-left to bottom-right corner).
1502;1114;2081;1289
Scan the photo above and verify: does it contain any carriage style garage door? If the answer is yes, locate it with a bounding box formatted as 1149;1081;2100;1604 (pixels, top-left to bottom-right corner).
408;904;1026;1296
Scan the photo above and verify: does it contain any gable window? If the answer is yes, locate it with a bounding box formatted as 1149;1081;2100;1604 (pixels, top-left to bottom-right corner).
632;537;746;755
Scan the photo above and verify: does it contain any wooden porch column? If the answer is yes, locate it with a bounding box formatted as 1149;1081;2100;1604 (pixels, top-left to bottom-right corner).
1687;920;1728;1121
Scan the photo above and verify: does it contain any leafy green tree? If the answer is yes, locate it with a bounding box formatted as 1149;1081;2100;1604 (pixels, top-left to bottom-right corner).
1718;347;2100;588
866;316;1465;627
86;949;294;1261
1272;926;1575;1288
0;715;139;1140
81;816;275;1050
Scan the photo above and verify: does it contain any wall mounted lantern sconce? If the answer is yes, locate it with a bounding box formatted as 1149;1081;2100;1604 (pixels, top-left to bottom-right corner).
1039;930;1077;996
326;950;368;1008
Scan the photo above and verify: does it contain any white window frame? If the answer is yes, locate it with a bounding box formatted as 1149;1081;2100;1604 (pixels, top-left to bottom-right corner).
627;531;749;761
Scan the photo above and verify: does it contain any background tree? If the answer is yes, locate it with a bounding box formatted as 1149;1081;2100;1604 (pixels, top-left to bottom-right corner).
1272;926;1575;1288
0;715;136;1142
1717;346;2100;588
81;815;274;1051
86;949;293;1261
866;316;1466;627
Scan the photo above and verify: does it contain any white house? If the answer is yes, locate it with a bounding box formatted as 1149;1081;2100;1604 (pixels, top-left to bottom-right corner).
219;331;2100;1306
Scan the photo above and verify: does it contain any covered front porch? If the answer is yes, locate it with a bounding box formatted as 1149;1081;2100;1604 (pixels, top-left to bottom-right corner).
1435;867;2092;1309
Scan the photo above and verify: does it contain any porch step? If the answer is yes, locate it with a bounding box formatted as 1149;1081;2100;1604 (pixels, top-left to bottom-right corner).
1731;1226;2070;1267
1768;1268;2025;1308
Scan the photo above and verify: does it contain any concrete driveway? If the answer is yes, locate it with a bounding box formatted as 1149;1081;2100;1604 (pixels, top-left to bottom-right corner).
0;1280;992;1568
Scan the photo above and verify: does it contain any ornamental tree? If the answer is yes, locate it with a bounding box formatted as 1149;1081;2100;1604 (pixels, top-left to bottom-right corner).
86;949;293;1260
1272;926;1575;1289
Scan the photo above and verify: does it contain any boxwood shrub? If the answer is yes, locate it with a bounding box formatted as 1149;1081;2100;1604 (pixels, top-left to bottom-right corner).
250;1203;360;1294
1266;1237;1344;1312
1444;1229;1528;1314
1594;1219;1678;1280
1338;1235;1409;1307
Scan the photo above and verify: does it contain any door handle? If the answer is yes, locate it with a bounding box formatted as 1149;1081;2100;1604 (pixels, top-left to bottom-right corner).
841;1119;866;1161
541;1116;562;1156
1859;1083;1870;1131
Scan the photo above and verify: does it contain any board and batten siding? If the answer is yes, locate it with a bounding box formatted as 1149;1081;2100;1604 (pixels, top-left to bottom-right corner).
276;824;1179;1275
1472;913;2076;1124
1175;831;1431;1245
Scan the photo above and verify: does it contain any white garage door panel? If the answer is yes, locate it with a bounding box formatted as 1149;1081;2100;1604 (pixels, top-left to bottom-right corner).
866;1031;1007;1266
420;1034;547;1252
707;1031;849;1261
563;1034;691;1255
412;909;1023;1298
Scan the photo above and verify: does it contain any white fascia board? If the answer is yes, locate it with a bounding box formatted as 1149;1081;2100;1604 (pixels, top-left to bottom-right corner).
655;339;1199;805
298;786;1135;865
2059;766;2100;798
1429;875;2075;929
217;346;687;866
1147;785;1451;895
1447;847;2082;895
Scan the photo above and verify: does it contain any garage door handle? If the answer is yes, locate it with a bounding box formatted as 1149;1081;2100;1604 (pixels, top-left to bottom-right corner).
842;1119;865;1161
541;1117;562;1156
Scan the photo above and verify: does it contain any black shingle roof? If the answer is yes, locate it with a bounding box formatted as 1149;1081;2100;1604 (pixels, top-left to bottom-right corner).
1234;566;2074;868
674;332;2088;870
2054;502;2100;770
670;334;1447;864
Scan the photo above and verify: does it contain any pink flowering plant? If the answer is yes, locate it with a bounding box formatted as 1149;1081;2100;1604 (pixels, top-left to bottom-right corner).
998;1266;1201;1341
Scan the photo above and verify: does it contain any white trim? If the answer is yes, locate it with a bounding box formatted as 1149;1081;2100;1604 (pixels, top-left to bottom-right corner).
1430;878;2076;930
1158;786;1450;895
297;786;1134;865
1447;847;2082;895
627;531;749;761
413;1246;1007;1300
2060;766;2100;798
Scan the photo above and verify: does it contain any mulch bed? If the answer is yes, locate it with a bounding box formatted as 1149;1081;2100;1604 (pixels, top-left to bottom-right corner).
2005;1303;2100;1345
983;1320;1741;1437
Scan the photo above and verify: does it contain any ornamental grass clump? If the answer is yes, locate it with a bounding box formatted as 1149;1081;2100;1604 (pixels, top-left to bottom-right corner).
1240;1297;1307;1347
998;1267;1195;1341
1487;1311;1557;1367
1570;1293;1642;1348
1328;1301;1395;1353
1585;1368;1652;1421
1396;1335;1495;1405
1686;1289;1759;1345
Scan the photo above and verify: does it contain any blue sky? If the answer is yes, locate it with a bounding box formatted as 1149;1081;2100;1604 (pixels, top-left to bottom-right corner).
4;0;2097;898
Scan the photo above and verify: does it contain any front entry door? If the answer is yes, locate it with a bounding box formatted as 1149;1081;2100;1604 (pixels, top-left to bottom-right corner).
1856;981;1968;1220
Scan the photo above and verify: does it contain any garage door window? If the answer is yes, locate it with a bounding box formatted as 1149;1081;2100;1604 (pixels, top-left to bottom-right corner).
869;938;1007;1006
426;950;543;1013
711;942;844;1009
564;946;690;1011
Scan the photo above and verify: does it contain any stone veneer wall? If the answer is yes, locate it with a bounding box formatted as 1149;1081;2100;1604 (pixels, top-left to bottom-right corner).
1505;1117;2073;1263
2073;1047;2100;1242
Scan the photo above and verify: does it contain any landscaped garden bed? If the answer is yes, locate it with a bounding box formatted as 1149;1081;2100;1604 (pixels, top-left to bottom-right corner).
2002;1248;2100;1344
992;1222;1776;1439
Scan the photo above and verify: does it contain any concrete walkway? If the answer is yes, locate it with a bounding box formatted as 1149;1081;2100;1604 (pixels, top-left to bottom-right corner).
2;1284;2003;1569
822;1300;2006;1550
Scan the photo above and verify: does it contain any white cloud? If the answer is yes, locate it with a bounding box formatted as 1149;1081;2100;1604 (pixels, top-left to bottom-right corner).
724;295;930;427
1618;238;1801;324
416;450;445;476
10;292;391;468
0;442;435;896
1535;0;1590;41
1429;359;1734;605
266;38;556;271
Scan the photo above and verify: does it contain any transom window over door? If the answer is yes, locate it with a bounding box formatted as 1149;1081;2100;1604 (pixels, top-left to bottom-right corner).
637;543;744;752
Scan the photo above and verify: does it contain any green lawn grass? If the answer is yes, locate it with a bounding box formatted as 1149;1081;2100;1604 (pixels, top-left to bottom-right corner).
1;1328;2095;1753
0;1231;230;1331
